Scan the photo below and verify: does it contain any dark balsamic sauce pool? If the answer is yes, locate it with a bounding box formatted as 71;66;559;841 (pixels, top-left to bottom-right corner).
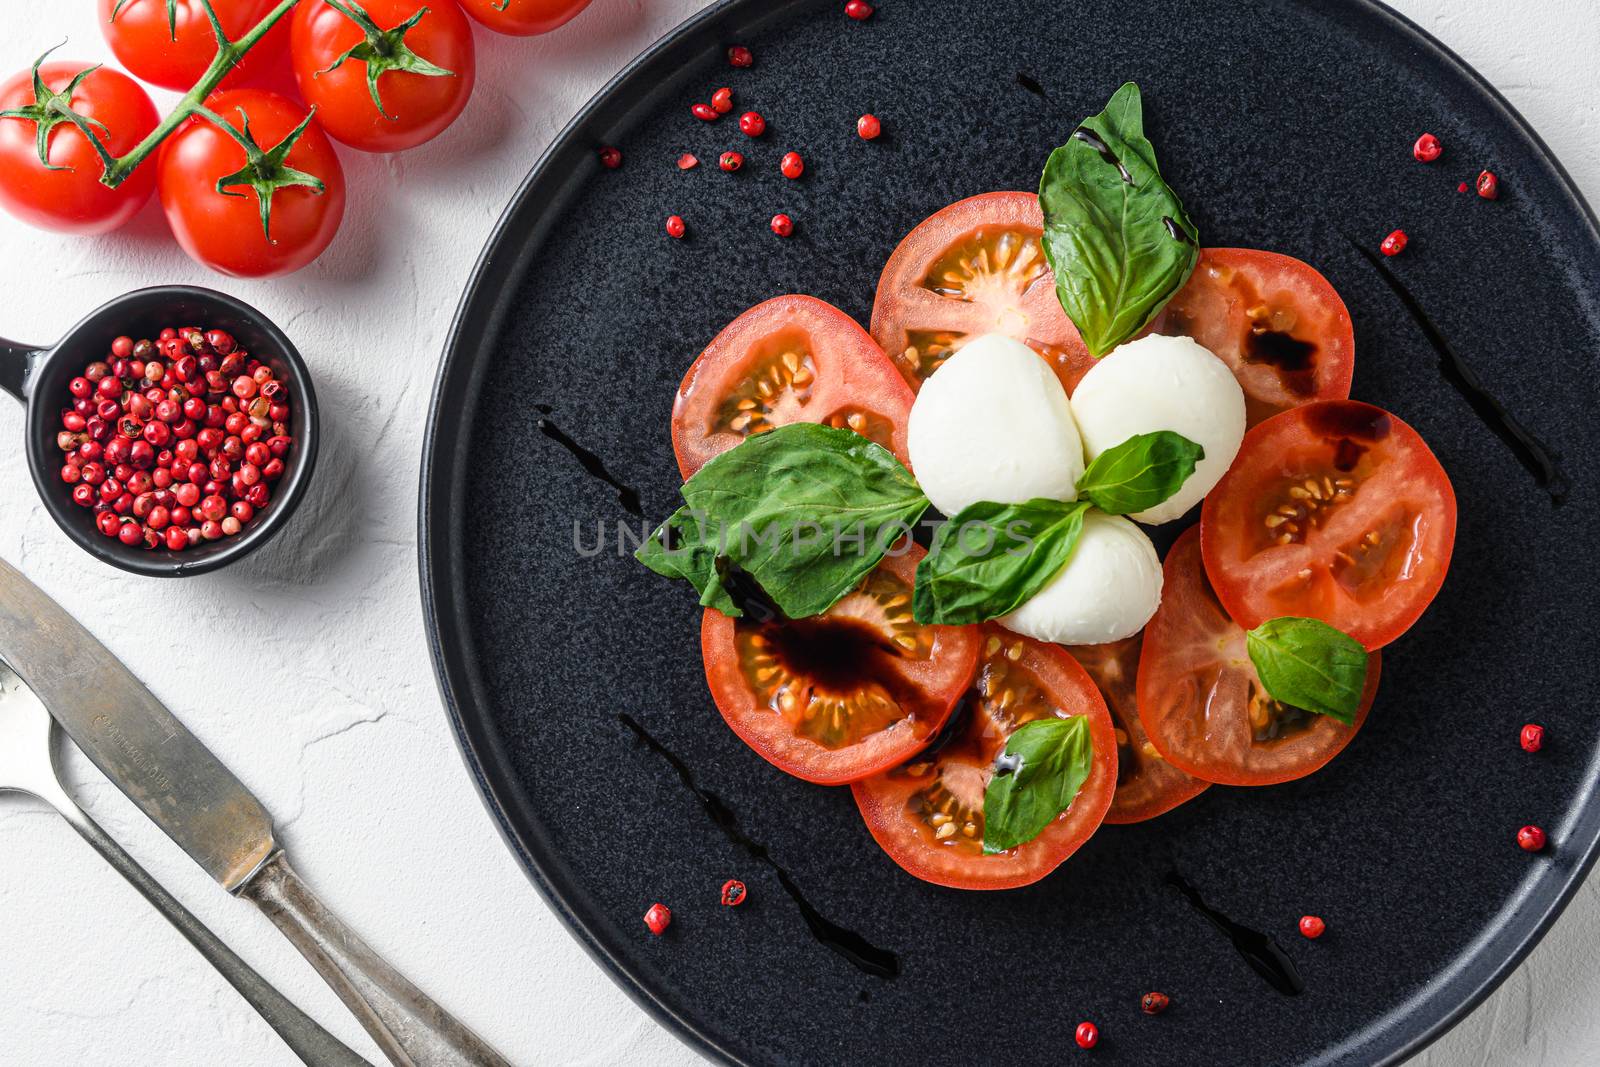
1167;873;1305;996
618;713;901;979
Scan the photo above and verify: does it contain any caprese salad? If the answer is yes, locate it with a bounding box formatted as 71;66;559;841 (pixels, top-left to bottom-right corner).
638;83;1457;890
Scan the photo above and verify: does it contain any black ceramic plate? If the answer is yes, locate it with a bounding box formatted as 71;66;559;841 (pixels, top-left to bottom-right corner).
420;2;1600;1063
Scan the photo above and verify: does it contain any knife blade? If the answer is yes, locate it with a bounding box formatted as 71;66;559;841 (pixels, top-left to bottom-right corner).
0;556;274;889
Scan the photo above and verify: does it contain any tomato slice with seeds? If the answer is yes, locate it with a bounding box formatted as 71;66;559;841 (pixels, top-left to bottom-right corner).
672;295;914;479
702;545;979;785
1156;248;1355;427
1139;527;1380;787
1200;400;1456;650
869;192;1094;395
851;625;1116;889
1065;637;1209;824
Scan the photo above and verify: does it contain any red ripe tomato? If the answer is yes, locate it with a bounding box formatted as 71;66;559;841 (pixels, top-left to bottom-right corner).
852;625;1117;889
870;192;1094;395
1156;248;1355;427
672;295;915;479
458;0;594;35
98;0;292;92
1200;400;1456;650
1138;527;1380;786
0;62;158;235
291;0;476;153
701;545;980;786
157;90;346;277
1065;636;1208;824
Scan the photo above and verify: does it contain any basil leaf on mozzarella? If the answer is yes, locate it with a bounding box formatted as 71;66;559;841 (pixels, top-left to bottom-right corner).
1076;430;1204;517
1245;616;1370;724
1038;81;1199;357
912;498;1092;626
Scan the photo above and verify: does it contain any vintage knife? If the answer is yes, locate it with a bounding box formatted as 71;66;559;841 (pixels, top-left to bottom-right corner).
0;557;511;1067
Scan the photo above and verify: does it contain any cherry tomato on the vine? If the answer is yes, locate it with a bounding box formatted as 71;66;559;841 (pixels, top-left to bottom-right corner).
0;61;159;235
98;0;292;93
458;0;594;36
157;90;346;277
291;0;475;153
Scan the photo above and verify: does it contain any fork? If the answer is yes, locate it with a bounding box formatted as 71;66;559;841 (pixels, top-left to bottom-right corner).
0;661;372;1067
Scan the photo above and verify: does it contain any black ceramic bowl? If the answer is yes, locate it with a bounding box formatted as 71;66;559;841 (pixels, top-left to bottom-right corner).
0;286;319;577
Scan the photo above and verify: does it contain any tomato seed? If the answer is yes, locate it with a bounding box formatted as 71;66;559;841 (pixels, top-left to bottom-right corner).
692;102;719;122
666;215;687;239
719;151;744;172
739;111;766;137
845;0;874;19
678;153;699;170
770;213;794;237
598;146;622;169
727;45;753;68
1380;229;1408;256
1413;132;1442;163
1521;723;1545;753
711;87;734;114
1299;915;1326;939
1074;1022;1098;1049
1140;992;1170;1015
1518;825;1547;852
643;902;672;935
857;113;881;140
1477;169;1500;199
780;151;804;179
720;879;747;906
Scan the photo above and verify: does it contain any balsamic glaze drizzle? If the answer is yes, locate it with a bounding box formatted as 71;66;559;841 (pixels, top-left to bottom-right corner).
1167;873;1304;996
1015;71;1049;100
1349;239;1569;504
535;415;644;516
714;555;786;624
1071;127;1133;185
618;713;901;979
1162;216;1195;244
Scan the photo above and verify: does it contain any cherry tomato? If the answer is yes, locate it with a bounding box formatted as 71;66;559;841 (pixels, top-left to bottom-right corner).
1200;400;1456;650
0;61;158;235
291;0;476;153
672;295;914;479
458;0;594;36
1156;248;1356;427
1139;527;1380;786
701;545;980;786
98;0;292;92
870;192;1093;395
157;90;346;277
852;625;1117;889
1065;636;1208;824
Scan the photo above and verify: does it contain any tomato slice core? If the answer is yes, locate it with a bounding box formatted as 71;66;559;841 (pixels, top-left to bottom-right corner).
1065;637;1209;823
852;625;1116;889
1138;527;1380;786
672;295;913;479
702;546;978;785
870;192;1094;394
1200;400;1456;650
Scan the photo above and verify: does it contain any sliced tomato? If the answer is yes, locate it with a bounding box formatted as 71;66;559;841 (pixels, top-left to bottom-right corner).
1200;400;1456;650
1066;637;1209;824
702;545;978;785
1139;527;1380;787
1156;248;1355;427
869;192;1094;395
672;295;914;479
851;625;1116;889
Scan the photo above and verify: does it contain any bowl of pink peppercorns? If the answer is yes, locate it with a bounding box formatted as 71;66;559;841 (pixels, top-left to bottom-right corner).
1;286;319;576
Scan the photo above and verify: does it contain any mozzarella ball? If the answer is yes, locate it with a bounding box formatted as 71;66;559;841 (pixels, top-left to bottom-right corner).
1069;333;1245;524
999;511;1162;645
907;334;1085;517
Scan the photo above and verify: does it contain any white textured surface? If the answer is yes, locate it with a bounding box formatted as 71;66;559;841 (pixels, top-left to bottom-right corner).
0;1;1594;1065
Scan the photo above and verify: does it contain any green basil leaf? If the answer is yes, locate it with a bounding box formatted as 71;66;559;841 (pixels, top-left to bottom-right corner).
912;498;1092;625
1245;616;1370;725
635;423;929;619
982;716;1094;854
1077;430;1204;516
1038;81;1199;357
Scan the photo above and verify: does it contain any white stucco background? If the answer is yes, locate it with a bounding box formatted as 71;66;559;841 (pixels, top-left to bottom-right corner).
0;1;1593;1064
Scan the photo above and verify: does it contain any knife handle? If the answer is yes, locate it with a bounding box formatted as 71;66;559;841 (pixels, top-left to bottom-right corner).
241;852;512;1067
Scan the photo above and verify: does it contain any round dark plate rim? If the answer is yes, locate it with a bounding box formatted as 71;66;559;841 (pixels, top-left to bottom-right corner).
418;3;1600;1063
